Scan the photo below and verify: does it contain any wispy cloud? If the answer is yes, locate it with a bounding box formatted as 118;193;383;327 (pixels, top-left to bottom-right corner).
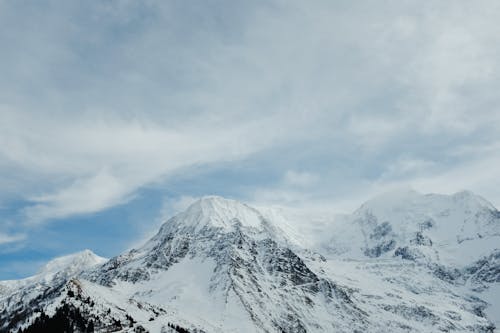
0;232;25;245
0;0;499;227
284;171;319;188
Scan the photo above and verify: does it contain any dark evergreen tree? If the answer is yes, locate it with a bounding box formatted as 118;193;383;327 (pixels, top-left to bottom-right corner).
17;304;94;333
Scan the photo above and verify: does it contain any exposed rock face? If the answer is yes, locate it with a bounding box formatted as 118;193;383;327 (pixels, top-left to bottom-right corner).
1;192;499;332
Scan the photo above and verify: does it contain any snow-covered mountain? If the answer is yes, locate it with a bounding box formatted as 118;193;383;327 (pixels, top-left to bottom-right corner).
1;191;499;332
326;190;500;264
0;250;106;332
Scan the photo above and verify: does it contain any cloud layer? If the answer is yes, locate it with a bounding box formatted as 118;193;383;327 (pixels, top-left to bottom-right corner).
1;0;500;231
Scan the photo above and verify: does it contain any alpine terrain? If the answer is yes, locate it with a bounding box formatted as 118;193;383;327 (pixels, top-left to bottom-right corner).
1;191;499;332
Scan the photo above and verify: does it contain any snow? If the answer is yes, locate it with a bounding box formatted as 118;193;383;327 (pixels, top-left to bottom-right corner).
38;249;107;275
0;249;106;292
176;196;264;231
482;284;500;330
1;191;499;332
325;189;500;265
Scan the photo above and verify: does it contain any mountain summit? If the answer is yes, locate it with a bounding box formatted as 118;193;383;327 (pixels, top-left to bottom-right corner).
159;195;275;234
1;191;498;332
326;189;500;264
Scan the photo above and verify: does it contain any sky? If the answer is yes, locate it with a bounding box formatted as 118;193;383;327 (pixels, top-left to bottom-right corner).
1;0;500;279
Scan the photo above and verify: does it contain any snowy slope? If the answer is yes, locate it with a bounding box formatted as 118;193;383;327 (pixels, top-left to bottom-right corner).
0;249;106;296
1;192;499;332
323;189;500;332
325;189;500;264
0;250;106;332
83;196;370;332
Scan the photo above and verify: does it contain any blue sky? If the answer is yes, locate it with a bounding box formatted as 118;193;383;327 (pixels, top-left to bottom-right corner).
1;0;500;279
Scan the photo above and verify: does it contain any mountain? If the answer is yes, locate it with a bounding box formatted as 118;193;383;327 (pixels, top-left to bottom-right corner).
321;189;500;331
0;250;106;332
0;192;499;332
326;190;500;263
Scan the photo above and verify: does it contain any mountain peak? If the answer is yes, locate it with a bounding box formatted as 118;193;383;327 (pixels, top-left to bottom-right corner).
188;195;242;212
451;190;497;210
37;249;107;276
171;195;264;232
328;189;500;265
357;189;497;215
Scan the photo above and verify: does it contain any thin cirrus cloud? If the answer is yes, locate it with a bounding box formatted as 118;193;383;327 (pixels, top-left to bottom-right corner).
0;0;499;233
1;111;289;223
0;232;26;246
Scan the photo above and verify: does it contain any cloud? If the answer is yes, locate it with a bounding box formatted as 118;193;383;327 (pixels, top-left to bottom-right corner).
0;0;500;226
1;109;287;223
284;171;318;187
0;232;25;245
408;155;500;208
24;169;130;223
158;195;199;221
379;157;437;180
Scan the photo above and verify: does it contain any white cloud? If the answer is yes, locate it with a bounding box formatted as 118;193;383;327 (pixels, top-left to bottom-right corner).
158;195;199;221
24;169;130;223
0;232;25;245
409;155;500;208
380;157;436;180
284;171;318;187
1;0;500;224
1;109;288;223
346;114;408;150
